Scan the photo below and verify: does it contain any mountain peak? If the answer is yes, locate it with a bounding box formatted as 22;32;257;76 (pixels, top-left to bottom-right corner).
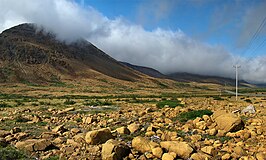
0;24;141;83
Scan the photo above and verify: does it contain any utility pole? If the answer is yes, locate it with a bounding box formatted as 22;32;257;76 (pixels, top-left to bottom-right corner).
233;65;241;101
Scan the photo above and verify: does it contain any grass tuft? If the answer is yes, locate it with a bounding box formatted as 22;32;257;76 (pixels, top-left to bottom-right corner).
0;146;31;160
156;100;184;109
174;109;213;122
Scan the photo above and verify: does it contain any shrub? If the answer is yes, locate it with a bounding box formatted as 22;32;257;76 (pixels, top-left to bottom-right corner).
156;100;184;109
63;99;76;105
0;146;30;160
212;96;224;100
15;115;29;123
244;99;252;103
0;103;12;108
174;109;213;122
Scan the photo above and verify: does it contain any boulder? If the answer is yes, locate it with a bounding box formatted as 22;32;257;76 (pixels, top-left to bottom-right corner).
212;110;244;132
102;139;130;160
132;136;159;153
201;146;217;155
16;139;53;152
241;105;256;114
85;128;113;145
160;141;193;159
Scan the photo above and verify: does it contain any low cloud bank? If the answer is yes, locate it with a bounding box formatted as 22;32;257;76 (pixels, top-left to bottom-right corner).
0;0;265;83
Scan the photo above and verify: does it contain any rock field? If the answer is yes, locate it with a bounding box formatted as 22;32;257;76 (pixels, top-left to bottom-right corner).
0;97;265;160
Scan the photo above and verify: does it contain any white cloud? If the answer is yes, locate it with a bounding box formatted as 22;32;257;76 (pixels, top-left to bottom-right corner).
0;0;265;83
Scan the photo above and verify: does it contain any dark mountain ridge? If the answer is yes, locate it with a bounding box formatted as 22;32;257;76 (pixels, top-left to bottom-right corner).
120;62;167;79
121;61;251;86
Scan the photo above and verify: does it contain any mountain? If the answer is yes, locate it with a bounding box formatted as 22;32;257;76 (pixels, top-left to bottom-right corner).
121;61;251;87
120;62;166;79
0;23;142;83
167;72;250;86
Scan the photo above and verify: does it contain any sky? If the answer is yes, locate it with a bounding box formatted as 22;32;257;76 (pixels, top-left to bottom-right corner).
0;0;266;83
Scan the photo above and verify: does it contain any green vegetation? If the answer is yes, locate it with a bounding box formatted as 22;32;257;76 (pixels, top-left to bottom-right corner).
45;156;60;160
212;96;224;100
174;109;213;122
244;99;252;103
0;146;30;160
202;134;231;143
0;93;33;100
14;115;29;123
63;99;76;105
156;99;184;109
0;102;12;108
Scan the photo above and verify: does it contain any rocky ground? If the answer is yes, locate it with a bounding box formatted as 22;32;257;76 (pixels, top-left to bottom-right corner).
0;96;265;160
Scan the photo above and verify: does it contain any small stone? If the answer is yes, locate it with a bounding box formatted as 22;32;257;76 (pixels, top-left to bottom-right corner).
162;153;175;160
82;116;97;124
10;127;21;134
127;123;140;133
201;146;217;155
216;130;226;137
116;126;130;135
222;153;231;160
152;147;163;158
145;131;156;137
233;146;247;157
52;125;67;133
145;152;154;159
58;107;75;114
208;128;217;136
70;128;81;134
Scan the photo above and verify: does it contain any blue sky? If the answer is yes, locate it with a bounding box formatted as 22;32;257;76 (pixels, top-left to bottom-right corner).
80;0;266;57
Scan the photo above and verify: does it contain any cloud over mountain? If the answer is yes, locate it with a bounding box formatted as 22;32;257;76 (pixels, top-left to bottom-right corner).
0;0;265;83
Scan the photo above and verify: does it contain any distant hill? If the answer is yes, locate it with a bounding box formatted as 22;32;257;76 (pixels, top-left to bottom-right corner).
121;61;251;87
167;72;250;86
0;23;142;83
120;62;166;79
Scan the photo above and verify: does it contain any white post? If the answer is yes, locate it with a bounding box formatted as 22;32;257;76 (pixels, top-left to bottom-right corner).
233;65;241;101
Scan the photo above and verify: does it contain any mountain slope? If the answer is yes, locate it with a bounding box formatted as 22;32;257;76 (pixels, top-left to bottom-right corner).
0;23;141;83
167;72;249;86
120;62;167;79
120;61;251;87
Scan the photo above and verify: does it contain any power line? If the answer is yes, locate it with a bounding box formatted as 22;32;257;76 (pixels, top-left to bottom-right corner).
241;16;266;57
245;38;266;63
